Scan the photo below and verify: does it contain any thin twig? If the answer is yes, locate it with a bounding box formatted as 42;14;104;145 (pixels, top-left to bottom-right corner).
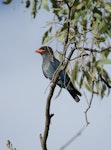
64;0;71;9
57;46;111;60
57;50;89;61
7;140;16;150
78;46;111;53
60;125;88;150
84;81;94;125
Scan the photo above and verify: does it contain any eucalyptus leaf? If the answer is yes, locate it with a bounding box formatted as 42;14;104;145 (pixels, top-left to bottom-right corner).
26;0;30;8
95;81;101;95
2;0;12;4
42;0;50;11
84;82;91;92
99;21;108;33
76;3;84;10
79;74;84;88
96;59;111;67
31;0;38;18
71;63;78;83
95;37;105;42
100;84;106;98
105;4;111;13
54;88;62;99
84;71;92;84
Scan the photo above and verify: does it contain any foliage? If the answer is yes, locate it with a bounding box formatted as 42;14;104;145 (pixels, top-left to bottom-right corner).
3;0;111;99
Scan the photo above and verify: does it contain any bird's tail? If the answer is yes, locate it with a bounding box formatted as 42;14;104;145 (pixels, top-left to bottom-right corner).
68;89;81;102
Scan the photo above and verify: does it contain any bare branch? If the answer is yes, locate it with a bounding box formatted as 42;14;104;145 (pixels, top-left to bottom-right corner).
61;46;111;53
57;46;111;61
7;140;16;150
64;0;71;9
84;81;94;125
40;78;57;150
60;125;88;150
78;46;111;53
40;47;76;149
40;2;76;150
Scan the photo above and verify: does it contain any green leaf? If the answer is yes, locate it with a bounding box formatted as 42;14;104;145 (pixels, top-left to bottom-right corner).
105;4;111;13
98;21;108;33
102;48;110;58
2;0;12;4
26;0;30;8
31;0;38;18
71;62;78;83
84;71;92;84
42;35;54;44
93;7;102;16
101;84;106;98
42;0;50;11
103;69;110;81
76;3;84;10
42;27;52;44
95;37;105;42
95;81;101;95
79;74;84;88
94;12;102;20
54;88;62;99
96;59;111;67
84;82;91;92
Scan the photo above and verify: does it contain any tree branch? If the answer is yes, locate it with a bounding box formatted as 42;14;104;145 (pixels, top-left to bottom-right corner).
78;46;111;53
40;79;56;150
60;125;88;150
40;1;75;150
84;81;94;125
40;48;76;149
7;140;16;150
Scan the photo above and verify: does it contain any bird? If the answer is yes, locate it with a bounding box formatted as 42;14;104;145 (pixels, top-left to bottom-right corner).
35;46;81;102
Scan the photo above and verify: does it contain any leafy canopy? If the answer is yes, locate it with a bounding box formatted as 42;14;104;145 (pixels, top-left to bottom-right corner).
3;0;111;99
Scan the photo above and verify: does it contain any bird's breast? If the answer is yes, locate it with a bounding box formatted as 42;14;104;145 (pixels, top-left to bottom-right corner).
42;57;56;80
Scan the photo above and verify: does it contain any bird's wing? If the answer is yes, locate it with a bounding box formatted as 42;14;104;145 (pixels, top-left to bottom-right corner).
50;57;81;96
42;56;59;80
50;57;60;70
50;58;71;88
50;57;81;97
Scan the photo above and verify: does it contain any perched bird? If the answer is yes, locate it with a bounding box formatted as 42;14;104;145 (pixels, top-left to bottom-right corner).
35;46;81;102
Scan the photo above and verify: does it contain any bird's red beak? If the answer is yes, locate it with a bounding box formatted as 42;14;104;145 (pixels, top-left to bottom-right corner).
35;49;44;53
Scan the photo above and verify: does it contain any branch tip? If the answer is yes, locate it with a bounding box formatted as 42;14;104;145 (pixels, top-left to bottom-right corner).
50;113;54;118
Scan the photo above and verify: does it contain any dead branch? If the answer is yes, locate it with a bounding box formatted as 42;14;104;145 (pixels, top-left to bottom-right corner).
60;125;88;150
84;81;94;125
7;140;16;150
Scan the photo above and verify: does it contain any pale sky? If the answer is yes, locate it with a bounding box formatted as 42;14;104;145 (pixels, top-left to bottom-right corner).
0;1;111;150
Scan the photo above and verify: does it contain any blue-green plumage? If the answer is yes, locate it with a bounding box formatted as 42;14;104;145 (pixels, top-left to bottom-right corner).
36;46;81;102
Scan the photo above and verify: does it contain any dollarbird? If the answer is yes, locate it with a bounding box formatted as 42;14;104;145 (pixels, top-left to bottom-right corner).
35;46;81;102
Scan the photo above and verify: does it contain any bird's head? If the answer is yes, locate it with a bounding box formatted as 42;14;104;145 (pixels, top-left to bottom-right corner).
35;46;53;56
